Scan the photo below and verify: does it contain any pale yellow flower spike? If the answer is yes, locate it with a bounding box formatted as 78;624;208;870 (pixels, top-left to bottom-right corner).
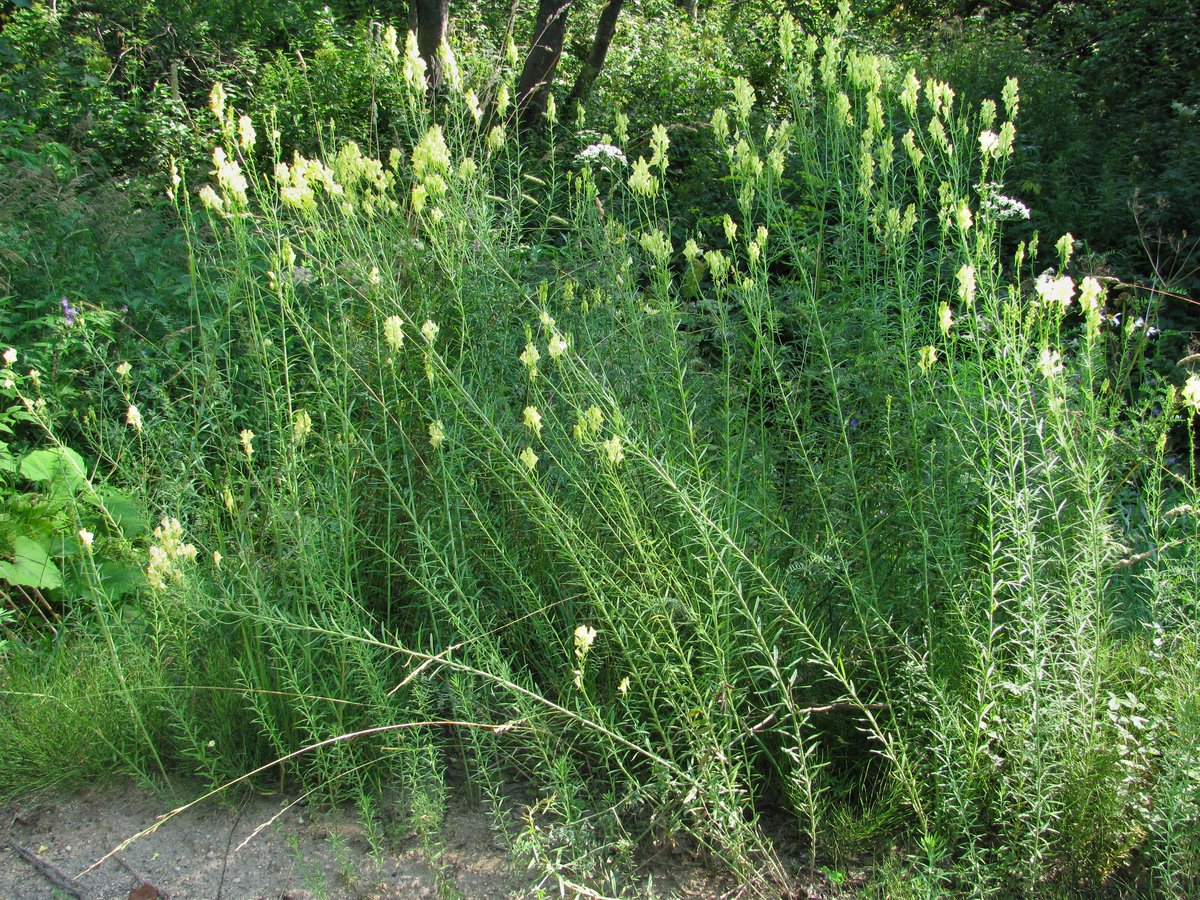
429;420;446;449
292;409;313;445
918;345;939;374
938;303;954;335
523;406;543;435
574;624;598;658
239;428;255;460
602;434;625;465
383;315;405;351
1039;348;1064;380
238;114;256;151
1182;375;1200;414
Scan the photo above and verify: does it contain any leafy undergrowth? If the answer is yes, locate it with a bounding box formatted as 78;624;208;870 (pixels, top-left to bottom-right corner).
3;8;1199;898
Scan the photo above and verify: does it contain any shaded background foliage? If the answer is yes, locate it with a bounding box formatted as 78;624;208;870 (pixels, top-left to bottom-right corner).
2;0;1195;278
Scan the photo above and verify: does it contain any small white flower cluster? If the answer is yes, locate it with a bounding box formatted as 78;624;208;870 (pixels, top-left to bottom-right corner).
982;191;1031;221
576;143;627;169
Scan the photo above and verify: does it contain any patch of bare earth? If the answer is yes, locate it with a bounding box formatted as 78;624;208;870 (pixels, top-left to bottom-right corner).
1;781;813;899
1;780;514;899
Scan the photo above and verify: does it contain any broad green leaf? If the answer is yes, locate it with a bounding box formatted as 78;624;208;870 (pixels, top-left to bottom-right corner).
19;447;88;492
17;449;57;482
0;535;63;589
77;561;142;603
93;489;150;539
0;440;15;474
99;561;142;600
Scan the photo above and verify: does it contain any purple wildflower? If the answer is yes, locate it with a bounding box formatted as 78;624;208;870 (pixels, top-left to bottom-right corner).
60;296;79;327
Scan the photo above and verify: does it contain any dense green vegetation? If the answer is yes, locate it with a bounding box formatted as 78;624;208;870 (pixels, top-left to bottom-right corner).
2;1;1198;896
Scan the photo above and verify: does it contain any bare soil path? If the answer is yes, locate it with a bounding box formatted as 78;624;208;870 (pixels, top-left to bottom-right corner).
1;781;516;899
1;780;758;899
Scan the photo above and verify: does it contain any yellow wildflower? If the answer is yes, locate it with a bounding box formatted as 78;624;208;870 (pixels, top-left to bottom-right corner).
520;341;541;378
628;157;656;197
292;409;313;445
938;302;954;335
602;434;625;465
918;345;939;374
198;185;224;212
403;30;427;91
487;125;506;152
1182;375;1200;414
383;315;405;350
523;406;543;435
238;114;256;151
574;406;604;443
955;200;973;233
650;124;670;170
574;624;597;658
429;419;446;449
1035;272;1075;310
957;264;976;307
1038;348;1064;379
209;82;227;118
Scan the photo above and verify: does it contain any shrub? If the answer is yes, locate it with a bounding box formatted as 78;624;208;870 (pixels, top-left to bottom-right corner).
3;8;1198;896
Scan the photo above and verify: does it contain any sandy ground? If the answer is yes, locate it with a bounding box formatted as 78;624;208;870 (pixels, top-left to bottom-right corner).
1;781;518;899
0;781;762;899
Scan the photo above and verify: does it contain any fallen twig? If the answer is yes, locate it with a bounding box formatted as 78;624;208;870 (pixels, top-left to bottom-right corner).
10;841;89;899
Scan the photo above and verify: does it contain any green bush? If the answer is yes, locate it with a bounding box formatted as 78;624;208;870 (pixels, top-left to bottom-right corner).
3;7;1199;896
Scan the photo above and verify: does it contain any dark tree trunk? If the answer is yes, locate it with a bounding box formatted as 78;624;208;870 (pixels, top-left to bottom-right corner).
410;0;449;91
516;0;573;128
674;0;697;20
567;0;624;110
